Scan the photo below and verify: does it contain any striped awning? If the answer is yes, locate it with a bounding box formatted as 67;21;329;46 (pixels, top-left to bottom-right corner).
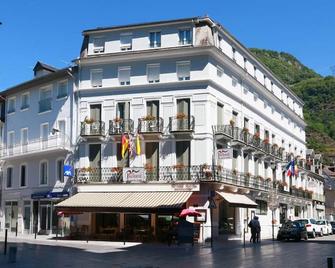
216;191;257;208
55;191;192;211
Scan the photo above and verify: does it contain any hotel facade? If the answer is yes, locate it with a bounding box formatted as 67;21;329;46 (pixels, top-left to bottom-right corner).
0;17;325;242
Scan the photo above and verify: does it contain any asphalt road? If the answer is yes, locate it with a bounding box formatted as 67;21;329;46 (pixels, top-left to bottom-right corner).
0;235;335;268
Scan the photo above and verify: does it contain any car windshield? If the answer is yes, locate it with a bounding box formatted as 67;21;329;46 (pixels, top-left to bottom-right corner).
310;219;317;224
293;221;303;227
317;221;325;224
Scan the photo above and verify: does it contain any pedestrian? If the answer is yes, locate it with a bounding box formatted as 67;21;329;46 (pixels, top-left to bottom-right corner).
248;216;261;243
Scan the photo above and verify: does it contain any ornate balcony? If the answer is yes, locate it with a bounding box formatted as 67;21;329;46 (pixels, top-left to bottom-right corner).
212;125;233;141
74;165;271;192
138;117;164;137
169;115;195;132
80;120;105;136
109;119;134;136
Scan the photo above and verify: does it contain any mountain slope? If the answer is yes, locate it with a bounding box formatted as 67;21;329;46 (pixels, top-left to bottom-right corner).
250;48;335;163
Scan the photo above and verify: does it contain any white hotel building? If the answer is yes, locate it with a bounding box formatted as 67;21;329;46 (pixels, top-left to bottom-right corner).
1;17;325;241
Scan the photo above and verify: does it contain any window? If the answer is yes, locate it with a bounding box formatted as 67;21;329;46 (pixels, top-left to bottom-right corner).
93;37;104;53
40;123;49;149
218;35;222;50
149;31;161;48
243;57;247;70
232;76;238;87
217;66;224;77
20;165;27;187
253;66;257;77
7;97;15;114
120;33;132;50
57;80;68;99
56;159;64;182
21;93;29;110
118;67;131;85
232;47;236;61
7;131;14;155
40;161;48;185
256;200;267;215
179;29;191;45
39;88;52;113
6;167;12;188
21;128;28;153
91;69;103;87
147;64;160;83
177;61;190;81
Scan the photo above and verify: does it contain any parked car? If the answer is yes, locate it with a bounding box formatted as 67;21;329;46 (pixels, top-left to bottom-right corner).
277;221;308;241
317;220;333;235
330;222;335;234
317;220;328;236
295;218;320;238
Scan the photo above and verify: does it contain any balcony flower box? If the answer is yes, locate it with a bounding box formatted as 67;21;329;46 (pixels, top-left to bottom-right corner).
113;117;122;123
176;113;186;119
263;138;270;144
242;127;249;133
84;118;95;124
229;119;235;126
232;169;238;176
173;163;185;170
143;115;156;121
144;163;155;172
266;177;272;182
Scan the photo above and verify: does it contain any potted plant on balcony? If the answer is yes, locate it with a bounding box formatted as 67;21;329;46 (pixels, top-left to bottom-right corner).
176;113;186;119
281;181;288;187
254;132;260;140
263;138;270;144
242;127;249;133
232;169;238;176
229;119;235;126
201;163;212;179
266;177;272;182
144;163;154;172
257;175;264;181
143;114;156;121
113;117;122;123
84;117;95;124
173;163;185;170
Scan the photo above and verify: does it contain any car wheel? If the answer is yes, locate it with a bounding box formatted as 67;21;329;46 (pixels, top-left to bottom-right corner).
304;234;308;241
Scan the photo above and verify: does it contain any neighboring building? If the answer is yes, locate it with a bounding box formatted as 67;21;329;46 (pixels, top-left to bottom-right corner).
0;62;76;234
324;166;335;221
56;16;324;242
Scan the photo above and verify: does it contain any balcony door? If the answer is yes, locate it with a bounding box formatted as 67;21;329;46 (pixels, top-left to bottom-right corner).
145;142;159;180
41;124;49;149
58;120;66;145
146;101;159;132
89;144;101;181
90;104;101;135
177;99;190;130
147;101;159;118
117;102;130;132
176;141;190;179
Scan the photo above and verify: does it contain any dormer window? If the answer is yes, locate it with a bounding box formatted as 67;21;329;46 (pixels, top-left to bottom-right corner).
120;33;132;51
149;32;161;48
118;67;131;85
93;37;104;53
179;29;191;45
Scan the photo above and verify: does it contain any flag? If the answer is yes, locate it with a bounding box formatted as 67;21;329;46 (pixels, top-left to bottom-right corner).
136;134;141;155
286;160;293;177
121;134;129;159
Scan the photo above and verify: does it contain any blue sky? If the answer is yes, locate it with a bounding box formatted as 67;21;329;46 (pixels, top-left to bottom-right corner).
0;0;334;89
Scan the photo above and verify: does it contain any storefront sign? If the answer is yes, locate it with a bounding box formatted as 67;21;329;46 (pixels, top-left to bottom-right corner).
217;148;233;159
63;165;73;177
195;209;207;222
123;167;145;182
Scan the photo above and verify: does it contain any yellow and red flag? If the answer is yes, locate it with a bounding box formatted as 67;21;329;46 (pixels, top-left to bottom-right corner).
121;134;129;159
136;134;141;155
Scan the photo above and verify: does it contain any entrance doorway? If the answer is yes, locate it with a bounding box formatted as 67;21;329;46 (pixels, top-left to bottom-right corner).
219;201;235;234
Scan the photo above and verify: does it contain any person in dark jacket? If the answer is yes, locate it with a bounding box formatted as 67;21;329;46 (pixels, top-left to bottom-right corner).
248;216;261;243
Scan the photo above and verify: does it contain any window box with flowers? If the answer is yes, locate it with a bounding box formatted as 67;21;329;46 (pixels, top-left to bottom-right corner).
113;117;122;123
143;115;156;121
176;113;186;120
201;163;212;180
242;127;249;133
84;117;95;124
232;169;238;176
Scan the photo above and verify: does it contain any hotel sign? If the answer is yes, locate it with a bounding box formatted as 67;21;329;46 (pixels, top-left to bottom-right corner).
123;167;145;182
217;148;233;159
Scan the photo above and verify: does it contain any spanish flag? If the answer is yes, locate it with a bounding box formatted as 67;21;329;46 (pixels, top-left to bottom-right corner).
121;134;129;159
136;134;141;155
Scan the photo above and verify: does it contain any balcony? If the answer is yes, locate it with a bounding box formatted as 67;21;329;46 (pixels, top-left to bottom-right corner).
169;115;195;138
109;119;134;138
75;165;204;184
231;127;250;147
212;125;233;141
80;120;105;137
0;134;70;159
213;166;271;191
312;193;325;202
138;117;164;138
38;98;52;113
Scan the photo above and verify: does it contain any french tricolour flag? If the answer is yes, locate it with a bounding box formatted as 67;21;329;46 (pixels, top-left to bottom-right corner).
286;160;295;177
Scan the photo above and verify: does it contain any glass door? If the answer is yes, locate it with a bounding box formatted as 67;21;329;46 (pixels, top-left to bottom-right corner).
24;206;31;232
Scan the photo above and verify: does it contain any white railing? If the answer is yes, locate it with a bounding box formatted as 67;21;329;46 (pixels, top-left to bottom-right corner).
0;134;70;158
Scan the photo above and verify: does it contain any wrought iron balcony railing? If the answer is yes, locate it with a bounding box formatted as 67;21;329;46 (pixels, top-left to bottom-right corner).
169;115;195;132
80;120;105;136
74;165;271;192
138;117;164;133
109;119;134;135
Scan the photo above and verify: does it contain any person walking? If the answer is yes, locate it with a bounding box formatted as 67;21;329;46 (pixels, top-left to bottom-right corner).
248;216;261;243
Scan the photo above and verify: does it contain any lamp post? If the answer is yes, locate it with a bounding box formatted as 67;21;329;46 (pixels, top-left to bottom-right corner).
269;161;278;241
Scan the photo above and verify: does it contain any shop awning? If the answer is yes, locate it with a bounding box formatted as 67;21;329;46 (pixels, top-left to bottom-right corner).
216;192;257;208
55;191;193;211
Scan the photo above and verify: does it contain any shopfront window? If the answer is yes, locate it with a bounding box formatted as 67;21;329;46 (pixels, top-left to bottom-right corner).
96;213;119;234
125;214;152;241
219;201;235;234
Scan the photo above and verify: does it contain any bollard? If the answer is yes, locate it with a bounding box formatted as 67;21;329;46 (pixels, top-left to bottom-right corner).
15;222;18;237
328;257;333;268
8;246;17;263
4;229;8;255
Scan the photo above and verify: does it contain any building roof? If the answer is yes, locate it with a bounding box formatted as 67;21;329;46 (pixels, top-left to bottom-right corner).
33;61;58;73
